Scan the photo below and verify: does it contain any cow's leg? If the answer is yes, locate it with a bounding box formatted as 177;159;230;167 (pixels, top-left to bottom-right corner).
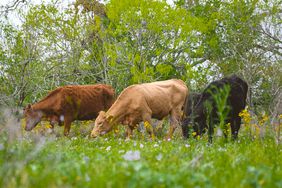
63;116;72;136
142;113;155;140
222;119;229;139
49;122;55;134
231;116;241;140
208;115;214;143
125;126;135;140
154;119;164;137
167;109;181;140
58;120;63;126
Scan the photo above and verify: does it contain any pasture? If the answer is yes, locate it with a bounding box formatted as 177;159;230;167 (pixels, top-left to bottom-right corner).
0;116;281;188
0;0;281;187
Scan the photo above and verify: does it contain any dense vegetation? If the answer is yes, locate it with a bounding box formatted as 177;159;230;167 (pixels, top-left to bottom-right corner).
0;0;281;187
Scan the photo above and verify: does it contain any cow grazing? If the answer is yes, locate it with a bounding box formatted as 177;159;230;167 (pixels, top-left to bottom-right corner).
182;75;248;142
24;84;115;136
91;79;188;139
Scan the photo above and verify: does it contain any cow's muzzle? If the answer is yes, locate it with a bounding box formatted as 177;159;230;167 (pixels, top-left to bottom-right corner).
25;126;33;131
91;132;98;138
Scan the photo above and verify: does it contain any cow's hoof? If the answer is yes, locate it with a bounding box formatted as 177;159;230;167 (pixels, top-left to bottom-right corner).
125;137;131;142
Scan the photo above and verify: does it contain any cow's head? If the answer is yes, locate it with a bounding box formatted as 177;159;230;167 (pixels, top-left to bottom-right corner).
23;104;43;131
91;111;114;138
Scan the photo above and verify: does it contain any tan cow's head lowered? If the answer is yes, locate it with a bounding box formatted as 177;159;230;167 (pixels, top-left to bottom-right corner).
23;104;43;131
91;111;113;138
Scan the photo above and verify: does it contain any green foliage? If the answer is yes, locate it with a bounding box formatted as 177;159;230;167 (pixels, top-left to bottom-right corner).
207;85;231;141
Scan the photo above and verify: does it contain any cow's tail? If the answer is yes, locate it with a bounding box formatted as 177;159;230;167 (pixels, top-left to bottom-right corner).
181;90;189;138
182;92;189;120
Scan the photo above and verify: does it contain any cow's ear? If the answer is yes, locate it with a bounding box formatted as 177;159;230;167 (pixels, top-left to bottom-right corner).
24;104;32;111
106;115;114;123
99;111;106;115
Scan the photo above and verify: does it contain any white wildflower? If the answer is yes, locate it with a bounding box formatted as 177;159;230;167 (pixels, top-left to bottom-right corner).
185;144;190;148
218;147;226;152
153;144;159;147
106;146;111;151
156;153;163;161
85;174;90;182
140;143;144;148
123;150;141;161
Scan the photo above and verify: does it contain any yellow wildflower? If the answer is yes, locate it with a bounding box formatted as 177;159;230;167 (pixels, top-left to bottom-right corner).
192;132;197;136
144;121;151;128
259;114;269;126
239;107;251;125
46;124;53;129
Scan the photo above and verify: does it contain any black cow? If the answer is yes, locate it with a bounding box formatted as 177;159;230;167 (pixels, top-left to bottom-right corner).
182;75;248;142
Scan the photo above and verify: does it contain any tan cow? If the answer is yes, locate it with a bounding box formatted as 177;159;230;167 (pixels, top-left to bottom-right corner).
91;79;188;139
24;84;115;136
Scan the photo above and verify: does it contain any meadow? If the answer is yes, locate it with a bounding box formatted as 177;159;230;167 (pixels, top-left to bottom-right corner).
0;113;281;188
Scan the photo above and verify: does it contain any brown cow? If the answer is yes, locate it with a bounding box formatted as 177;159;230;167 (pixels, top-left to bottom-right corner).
23;84;115;136
91;79;188;139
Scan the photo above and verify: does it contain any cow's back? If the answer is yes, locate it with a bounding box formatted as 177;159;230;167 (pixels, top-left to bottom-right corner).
139;79;188;119
196;75;248;119
111;79;187;120
59;84;115;120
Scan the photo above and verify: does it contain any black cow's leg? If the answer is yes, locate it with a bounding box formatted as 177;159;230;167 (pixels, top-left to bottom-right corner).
231;116;241;140
208;125;214;143
181;118;190;139
223;120;229;139
208;116;214;143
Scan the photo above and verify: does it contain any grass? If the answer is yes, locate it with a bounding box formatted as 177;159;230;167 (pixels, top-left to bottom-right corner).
0;119;282;188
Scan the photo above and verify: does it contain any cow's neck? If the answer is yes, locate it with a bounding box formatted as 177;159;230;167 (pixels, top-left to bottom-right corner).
106;102;127;127
32;100;55;115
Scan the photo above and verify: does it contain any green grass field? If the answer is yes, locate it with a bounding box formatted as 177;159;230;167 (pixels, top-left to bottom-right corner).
0;120;281;188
